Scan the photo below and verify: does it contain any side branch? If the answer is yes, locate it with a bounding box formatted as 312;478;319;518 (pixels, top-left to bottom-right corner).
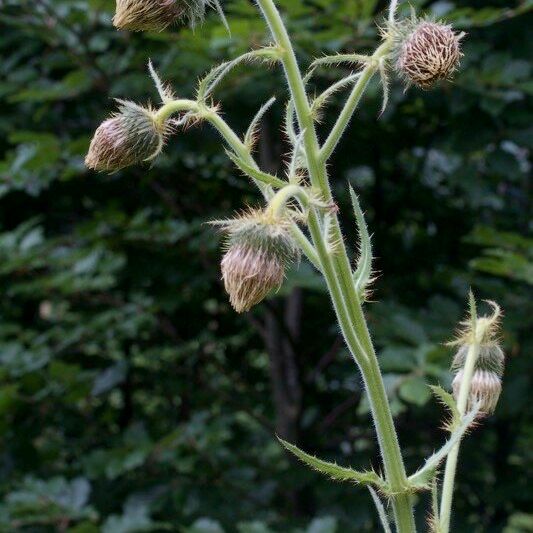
319;39;393;163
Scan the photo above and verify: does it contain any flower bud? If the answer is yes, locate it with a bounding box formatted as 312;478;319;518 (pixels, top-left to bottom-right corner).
452;369;502;415
114;0;206;31
215;210;299;313
452;344;505;376
396;21;463;89
85;100;170;172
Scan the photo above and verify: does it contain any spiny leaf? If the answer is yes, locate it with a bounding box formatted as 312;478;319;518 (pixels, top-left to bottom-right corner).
378;58;390;117
148;60;174;104
311;53;371;69
244;97;276;150
408;406;479;490
287;129;307;183
279;438;387;489
322;213;341;256
368;487;392;533
428;478;442;533
349;186;373;299
430;385;461;430
225;150;286;189
197;47;280;102
284;98;298;145
209;0;230;33
312;72;363;117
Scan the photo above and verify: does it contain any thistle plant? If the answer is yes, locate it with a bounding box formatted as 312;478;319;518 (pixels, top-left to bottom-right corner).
86;1;503;531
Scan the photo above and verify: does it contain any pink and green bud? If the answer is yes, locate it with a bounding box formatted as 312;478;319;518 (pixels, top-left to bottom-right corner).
215;210;299;313
453;369;502;415
85;100;170;173
452;343;505;376
114;0;210;31
396;21;464;89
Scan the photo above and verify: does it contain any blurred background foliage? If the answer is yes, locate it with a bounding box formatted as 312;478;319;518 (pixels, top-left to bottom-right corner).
0;0;531;531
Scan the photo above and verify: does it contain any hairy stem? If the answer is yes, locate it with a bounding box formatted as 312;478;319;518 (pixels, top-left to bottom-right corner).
156;99;321;269
439;341;481;532
320;39;392;163
254;1;415;531
268;184;310;217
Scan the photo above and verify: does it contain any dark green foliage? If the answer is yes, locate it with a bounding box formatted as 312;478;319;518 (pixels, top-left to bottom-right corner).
0;0;531;531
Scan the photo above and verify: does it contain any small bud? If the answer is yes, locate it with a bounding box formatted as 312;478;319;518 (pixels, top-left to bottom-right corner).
452;369;502;415
449;298;504;416
396;21;464;89
452;344;505;376
114;0;215;31
85;100;170;172
214;210;300;313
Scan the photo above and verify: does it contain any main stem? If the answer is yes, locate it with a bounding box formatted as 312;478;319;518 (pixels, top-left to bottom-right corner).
255;1;415;531
439;341;480;532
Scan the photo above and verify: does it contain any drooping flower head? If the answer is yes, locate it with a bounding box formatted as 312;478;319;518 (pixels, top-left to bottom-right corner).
113;0;221;31
395;19;464;89
85;100;171;172
213;210;300;313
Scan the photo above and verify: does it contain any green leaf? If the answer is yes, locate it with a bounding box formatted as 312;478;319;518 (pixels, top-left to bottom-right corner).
278;438;387;489
368;487;392;533
349;186;373;300
430;385;461;429
408;407;479;489
225;150;286;189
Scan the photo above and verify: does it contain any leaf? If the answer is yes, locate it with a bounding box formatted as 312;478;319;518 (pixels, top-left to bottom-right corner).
225;150;286;189
244;97;276;149
278;439;387;489
349;186;373;299
430;385;460;429
197;48;280;101
368;487;392;533
408;407;479;489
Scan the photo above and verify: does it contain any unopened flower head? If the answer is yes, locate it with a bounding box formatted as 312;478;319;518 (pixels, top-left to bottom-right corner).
450;299;504;416
395;20;464;89
85;100;170;172
452;343;505;376
453;369;502;415
214;210;300;313
114;0;214;31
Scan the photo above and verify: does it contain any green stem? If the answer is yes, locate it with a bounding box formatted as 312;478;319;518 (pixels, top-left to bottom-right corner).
255;0;328;193
320;40;392;163
439;341;481;532
156;99;321;270
267;184;310;216
254;1;415;531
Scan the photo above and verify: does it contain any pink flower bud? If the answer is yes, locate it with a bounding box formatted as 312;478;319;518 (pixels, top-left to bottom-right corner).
452;344;505;376
214;210;299;313
453;369;502;415
85;100;170;173
114;0;205;31
396;21;463;89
